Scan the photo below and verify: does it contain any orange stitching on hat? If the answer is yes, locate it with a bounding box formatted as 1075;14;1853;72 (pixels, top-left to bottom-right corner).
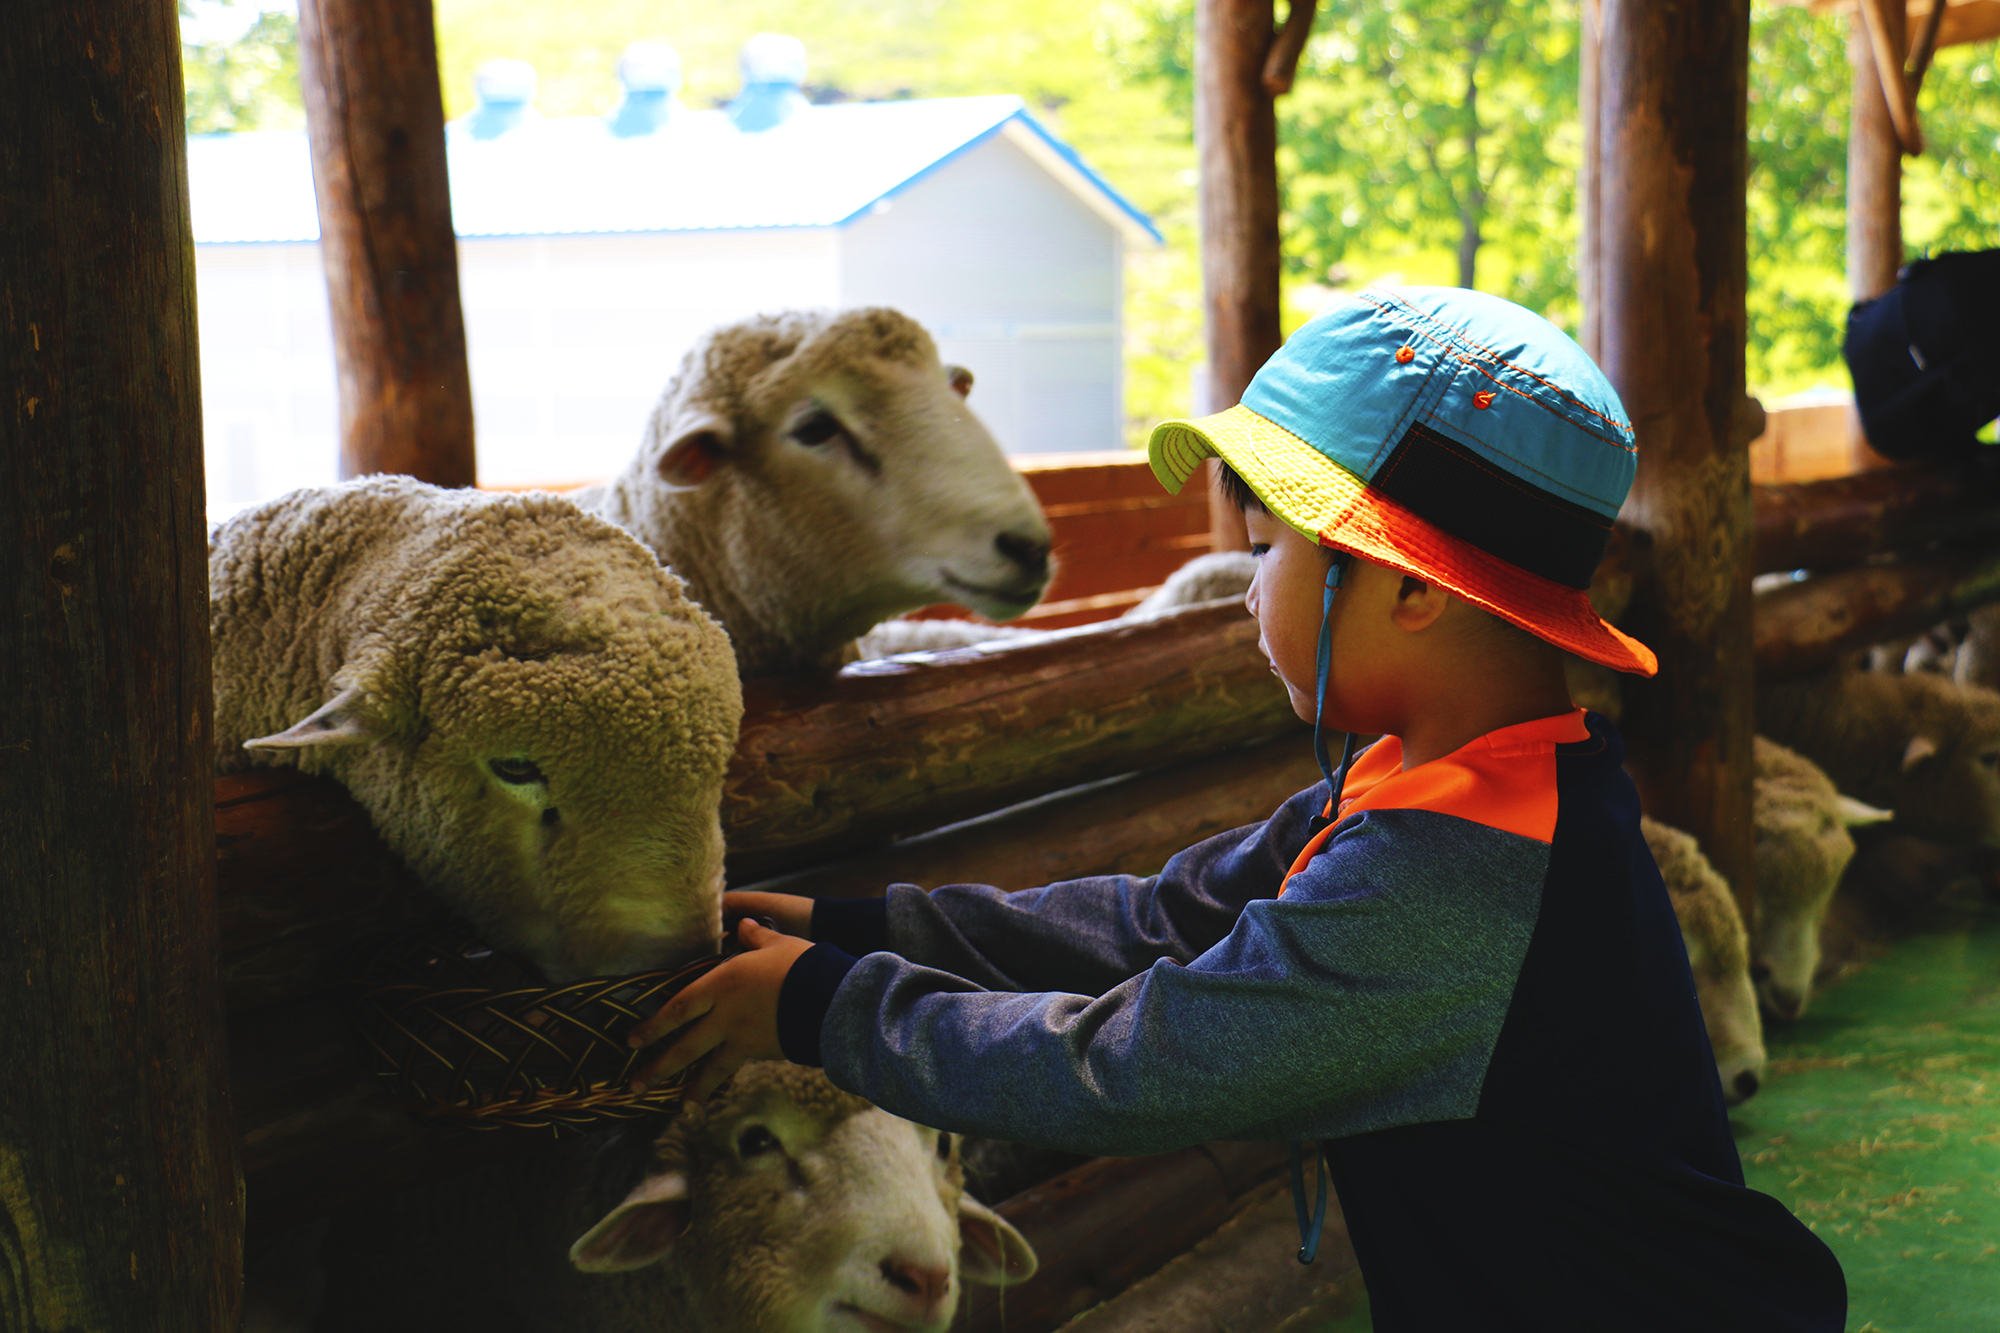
1395;345;1415;363
1359;290;1637;450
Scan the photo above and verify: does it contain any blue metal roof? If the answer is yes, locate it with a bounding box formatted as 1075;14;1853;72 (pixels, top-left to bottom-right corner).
187;95;1161;246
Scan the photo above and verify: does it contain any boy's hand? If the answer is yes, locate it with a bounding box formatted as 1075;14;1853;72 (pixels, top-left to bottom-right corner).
629;918;813;1102
722;890;815;939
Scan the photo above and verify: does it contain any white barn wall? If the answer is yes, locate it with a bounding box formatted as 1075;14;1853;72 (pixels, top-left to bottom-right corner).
837;134;1124;454
458;228;840;488
194;242;341;518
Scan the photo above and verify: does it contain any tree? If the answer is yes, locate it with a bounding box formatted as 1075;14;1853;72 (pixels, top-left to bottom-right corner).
181;2;303;133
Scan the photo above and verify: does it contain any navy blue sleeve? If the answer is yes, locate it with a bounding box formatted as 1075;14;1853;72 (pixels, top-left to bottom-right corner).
775;942;858;1067
812;897;889;957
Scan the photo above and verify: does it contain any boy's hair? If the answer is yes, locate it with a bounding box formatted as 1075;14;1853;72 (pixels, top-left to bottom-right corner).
1215;462;1267;515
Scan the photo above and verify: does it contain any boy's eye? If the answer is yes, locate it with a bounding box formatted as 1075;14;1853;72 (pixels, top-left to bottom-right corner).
1250;543;1271;557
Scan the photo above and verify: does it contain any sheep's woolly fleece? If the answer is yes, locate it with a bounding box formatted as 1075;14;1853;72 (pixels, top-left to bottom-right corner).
1751;736;1861;915
1641;817;1750;976
209;477;742;970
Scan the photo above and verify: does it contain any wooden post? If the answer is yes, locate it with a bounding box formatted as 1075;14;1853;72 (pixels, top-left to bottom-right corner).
1594;0;1757;916
1;1;242;1326
298;0;476;486
1847;6;1905;305
1196;0;1290;553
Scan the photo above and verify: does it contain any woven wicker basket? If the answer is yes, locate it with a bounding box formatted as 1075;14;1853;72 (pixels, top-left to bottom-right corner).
348;923;723;1133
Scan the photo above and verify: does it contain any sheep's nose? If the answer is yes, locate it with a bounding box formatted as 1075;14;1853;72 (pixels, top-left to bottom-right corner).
994;531;1050;580
1732;1069;1761;1102
879;1257;952;1308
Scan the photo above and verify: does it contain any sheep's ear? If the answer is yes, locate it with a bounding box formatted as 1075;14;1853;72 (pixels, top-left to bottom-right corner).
657;413;732;490
1902;735;1940;772
1837;795;1894;826
944;365;974;399
956;1194;1036;1287
570;1171;690;1273
242;685;377;752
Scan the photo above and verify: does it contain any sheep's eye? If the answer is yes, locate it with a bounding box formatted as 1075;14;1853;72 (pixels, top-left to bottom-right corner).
935;1131;952;1161
1981;752;2000;770
789;411;843;447
736;1125;779;1158
488;758;545;785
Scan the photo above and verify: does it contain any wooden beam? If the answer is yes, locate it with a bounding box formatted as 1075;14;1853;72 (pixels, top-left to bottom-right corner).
724;604;1302;880
298;0;476;486
1753;462;2000;574
1;1;242;1324
1594;0;1757;913
1860;0;1926;152
1754;546;2000;682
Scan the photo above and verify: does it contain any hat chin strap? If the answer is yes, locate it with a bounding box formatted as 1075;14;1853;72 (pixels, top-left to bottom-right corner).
1294;554;1355;1266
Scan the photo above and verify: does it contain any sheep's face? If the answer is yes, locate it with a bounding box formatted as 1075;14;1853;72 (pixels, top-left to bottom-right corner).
643;310;1053;669
1748;803;1856;1021
251;506;743;981
1895;718;2000;849
572;1064;1036;1333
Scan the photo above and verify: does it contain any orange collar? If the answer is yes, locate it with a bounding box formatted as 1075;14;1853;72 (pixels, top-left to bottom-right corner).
1278;709;1589;897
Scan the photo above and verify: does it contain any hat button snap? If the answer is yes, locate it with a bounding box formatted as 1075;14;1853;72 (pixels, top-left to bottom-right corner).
1473;390;1495;409
1394;345;1415;364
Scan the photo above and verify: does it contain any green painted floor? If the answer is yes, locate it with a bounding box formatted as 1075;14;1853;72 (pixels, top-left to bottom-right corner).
1302;902;2000;1333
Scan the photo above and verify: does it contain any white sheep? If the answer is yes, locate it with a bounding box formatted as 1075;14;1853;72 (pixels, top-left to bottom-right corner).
574;309;1054;677
1757;668;2000;849
1640;817;1767;1105
1750;736;1890;1021
571;1062;1038;1333
210;476;743;980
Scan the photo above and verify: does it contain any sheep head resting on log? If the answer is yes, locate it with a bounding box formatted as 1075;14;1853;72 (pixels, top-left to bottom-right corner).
1751;736;1890;1021
1757;669;2000;849
575;308;1054;676
571;1062;1037;1333
210;477;743;980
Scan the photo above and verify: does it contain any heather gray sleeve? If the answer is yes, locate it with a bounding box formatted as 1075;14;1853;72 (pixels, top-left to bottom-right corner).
877;779;1330;996
819;809;1548;1156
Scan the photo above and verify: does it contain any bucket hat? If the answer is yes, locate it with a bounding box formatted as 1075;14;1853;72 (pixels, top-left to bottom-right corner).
1149;286;1656;676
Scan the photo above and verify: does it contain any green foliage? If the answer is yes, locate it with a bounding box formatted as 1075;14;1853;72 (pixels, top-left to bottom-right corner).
181;4;304;134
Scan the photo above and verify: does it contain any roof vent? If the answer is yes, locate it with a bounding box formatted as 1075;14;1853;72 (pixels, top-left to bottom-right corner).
727;34;809;133
467;59;540;141
609;42;684;137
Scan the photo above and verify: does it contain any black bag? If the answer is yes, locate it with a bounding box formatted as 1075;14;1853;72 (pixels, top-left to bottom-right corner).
1843;249;2000;460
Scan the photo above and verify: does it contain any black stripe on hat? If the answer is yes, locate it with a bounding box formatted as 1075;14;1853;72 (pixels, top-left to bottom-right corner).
1370;422;1612;590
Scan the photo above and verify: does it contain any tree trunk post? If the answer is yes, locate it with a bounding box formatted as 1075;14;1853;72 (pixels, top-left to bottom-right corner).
1593;0;1757;920
298;0;477;486
1;1;242;1326
1845;5;1905;464
1196;0;1287;553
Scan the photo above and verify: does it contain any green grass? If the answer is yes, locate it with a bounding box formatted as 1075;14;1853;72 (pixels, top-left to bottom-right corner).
1295;903;2000;1333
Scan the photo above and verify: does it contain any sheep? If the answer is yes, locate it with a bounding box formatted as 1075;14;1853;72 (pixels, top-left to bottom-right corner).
1756;668;2000;849
573;309;1054;677
569;1062;1038;1333
850;549;1261;659
1641;818;1767;1105
1750;736;1890;1020
210;476;743;981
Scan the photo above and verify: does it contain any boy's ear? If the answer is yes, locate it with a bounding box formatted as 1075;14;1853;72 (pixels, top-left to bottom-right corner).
1388;573;1452;633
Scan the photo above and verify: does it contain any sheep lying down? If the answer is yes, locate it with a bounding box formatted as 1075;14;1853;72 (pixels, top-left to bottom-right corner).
210;477;743;981
576;308;1054;677
572;1063;1038;1333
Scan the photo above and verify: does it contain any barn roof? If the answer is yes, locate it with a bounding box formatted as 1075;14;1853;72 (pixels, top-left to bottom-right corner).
187;95;1162;247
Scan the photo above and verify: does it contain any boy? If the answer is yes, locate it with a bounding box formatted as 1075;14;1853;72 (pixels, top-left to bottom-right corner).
630;287;1846;1329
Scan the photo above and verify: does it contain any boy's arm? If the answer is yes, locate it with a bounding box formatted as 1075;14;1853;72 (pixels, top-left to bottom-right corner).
810;779;1330;997
795;810;1549;1157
